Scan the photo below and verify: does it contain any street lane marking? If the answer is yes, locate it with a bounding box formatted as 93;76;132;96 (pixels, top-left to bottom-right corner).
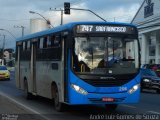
121;104;137;109
147;111;160;115
0;91;50;120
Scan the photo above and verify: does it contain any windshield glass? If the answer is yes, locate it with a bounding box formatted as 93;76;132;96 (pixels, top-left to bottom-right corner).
0;66;7;70
72;36;139;75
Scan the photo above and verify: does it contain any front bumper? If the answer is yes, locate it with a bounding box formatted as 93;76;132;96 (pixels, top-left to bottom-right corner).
67;69;141;105
0;74;10;80
68;85;140;105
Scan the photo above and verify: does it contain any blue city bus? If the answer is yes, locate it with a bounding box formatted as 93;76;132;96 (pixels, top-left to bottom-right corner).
15;21;141;112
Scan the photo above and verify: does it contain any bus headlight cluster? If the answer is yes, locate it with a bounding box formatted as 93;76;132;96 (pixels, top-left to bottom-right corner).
128;84;140;94
71;84;88;95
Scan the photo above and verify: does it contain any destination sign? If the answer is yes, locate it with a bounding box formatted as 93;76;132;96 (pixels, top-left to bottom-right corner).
76;25;136;34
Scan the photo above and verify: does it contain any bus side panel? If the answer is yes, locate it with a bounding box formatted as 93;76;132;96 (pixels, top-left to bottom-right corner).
36;61;63;99
15;46;20;89
20;61;31;90
35;37;64;100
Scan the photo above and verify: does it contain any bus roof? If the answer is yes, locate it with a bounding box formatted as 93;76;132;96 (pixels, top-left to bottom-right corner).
16;21;137;42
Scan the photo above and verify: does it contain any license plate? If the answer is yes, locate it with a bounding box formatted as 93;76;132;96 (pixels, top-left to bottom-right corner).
0;75;4;78
102;97;114;102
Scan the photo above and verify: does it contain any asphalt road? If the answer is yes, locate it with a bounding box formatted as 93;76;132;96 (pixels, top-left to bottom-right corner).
0;94;46;120
0;71;160;120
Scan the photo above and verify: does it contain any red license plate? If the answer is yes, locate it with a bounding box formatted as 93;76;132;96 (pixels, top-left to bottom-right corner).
102;97;114;102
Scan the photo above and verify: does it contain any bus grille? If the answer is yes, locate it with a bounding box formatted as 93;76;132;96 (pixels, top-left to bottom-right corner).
78;74;136;87
83;79;130;87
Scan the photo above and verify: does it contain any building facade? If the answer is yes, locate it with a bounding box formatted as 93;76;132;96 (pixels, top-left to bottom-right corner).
132;0;160;65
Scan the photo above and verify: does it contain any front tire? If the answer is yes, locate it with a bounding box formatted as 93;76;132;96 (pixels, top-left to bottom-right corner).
54;86;65;112
105;104;118;111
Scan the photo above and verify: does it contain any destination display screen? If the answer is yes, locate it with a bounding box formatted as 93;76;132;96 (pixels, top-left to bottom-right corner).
76;25;136;34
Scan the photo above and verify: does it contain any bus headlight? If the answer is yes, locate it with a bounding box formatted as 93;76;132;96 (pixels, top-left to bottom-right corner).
71;84;88;95
128;84;140;94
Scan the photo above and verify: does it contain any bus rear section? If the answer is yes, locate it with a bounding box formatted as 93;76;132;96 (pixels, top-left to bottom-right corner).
66;24;141;110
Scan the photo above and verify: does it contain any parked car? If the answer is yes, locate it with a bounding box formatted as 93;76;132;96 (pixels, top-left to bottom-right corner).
142;64;160;77
0;66;10;80
140;68;160;93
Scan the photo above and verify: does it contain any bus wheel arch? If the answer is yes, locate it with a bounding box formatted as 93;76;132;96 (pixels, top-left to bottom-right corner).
51;82;65;112
51;82;57;99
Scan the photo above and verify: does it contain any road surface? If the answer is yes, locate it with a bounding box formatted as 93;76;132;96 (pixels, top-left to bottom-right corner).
0;71;160;120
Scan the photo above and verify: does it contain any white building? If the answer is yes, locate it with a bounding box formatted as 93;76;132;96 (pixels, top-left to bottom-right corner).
131;0;160;65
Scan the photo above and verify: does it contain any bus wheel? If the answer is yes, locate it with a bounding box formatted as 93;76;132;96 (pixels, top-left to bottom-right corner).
24;80;33;100
105;104;118;111
54;87;65;112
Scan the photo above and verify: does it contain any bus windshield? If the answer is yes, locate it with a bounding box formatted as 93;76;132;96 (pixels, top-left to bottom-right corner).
72;36;139;75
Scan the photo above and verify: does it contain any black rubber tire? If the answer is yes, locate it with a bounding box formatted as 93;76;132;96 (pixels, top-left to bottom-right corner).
54;86;65;112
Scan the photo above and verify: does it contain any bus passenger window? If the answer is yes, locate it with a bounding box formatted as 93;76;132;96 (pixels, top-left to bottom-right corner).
50;35;55;47
43;37;47;48
47;36;52;48
54;36;61;47
27;41;31;50
23;42;26;51
39;38;44;49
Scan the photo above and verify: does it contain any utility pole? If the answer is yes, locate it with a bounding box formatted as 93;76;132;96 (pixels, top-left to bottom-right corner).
14;25;25;37
50;8;64;25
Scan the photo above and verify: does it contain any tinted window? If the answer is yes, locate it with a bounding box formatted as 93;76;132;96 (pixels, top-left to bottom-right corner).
27;41;31;50
43;37;47;48
23;42;26;51
39;38;43;49
0;66;7;70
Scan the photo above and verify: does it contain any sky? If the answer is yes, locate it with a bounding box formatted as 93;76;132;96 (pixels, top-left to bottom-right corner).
0;0;143;49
